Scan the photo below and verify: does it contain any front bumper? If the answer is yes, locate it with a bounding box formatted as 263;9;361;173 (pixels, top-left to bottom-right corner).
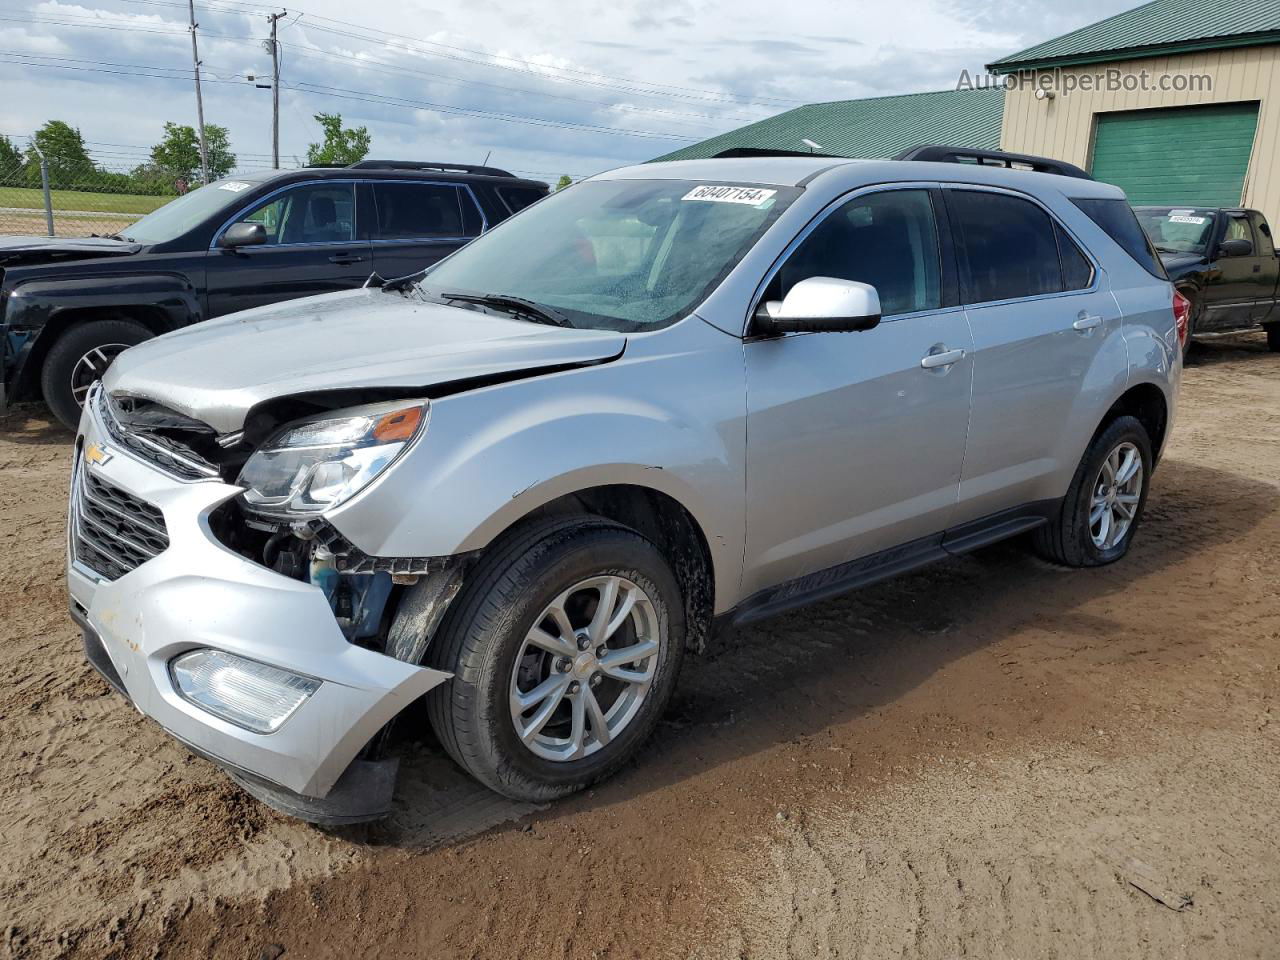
67;394;451;820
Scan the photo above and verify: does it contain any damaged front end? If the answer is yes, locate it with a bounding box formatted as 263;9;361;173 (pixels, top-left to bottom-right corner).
72;386;473;824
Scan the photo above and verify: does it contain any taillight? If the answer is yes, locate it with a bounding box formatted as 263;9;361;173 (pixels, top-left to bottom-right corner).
1172;289;1191;351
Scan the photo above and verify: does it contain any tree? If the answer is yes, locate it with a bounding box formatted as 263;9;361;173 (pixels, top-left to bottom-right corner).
27;120;94;185
149;122;236;183
555;175;573;191
0;134;23;180
305;113;371;166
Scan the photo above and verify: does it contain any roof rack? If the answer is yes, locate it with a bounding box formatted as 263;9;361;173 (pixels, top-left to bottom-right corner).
712;147;844;159
345;160;519;178
894;144;1093;180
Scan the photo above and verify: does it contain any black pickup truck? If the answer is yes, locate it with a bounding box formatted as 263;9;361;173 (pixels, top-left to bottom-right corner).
1134;205;1280;355
0;160;547;428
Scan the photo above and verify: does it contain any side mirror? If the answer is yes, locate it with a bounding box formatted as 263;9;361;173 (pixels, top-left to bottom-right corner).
1217;238;1253;258
218;222;268;249
754;277;882;335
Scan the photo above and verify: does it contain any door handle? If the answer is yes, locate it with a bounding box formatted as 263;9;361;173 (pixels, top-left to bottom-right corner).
329;253;366;264
920;348;965;369
1073;314;1103;331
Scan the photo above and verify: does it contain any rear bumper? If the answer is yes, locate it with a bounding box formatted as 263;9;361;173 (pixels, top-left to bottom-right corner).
67;391;451;821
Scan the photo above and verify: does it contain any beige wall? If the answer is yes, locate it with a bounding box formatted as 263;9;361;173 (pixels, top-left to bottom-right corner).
999;45;1280;225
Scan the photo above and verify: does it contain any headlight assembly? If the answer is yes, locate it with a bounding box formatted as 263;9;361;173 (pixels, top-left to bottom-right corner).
237;401;427;518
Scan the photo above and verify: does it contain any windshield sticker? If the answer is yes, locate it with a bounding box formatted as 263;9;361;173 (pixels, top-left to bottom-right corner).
218;181;252;193
683;185;777;206
1168;215;1207;225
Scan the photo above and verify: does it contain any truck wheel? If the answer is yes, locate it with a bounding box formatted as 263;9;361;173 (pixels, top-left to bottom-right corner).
40;318;152;430
1266;324;1280;353
426;516;684;802
1180;291;1201;362
1033;415;1152;568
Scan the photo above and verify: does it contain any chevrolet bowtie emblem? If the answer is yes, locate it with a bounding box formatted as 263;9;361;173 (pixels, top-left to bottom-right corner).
84;443;113;466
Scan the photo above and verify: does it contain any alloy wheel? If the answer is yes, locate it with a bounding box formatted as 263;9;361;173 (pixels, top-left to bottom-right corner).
509;575;660;762
70;343;130;408
1089;441;1143;550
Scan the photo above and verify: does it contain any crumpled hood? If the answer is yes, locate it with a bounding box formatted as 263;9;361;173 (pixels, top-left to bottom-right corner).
0;235;141;264
103;287;626;433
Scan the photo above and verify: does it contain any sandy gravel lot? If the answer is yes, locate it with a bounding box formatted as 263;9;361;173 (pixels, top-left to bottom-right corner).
1;335;1277;959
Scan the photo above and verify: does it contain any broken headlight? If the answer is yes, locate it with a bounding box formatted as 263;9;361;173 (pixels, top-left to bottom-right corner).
237;401;427;518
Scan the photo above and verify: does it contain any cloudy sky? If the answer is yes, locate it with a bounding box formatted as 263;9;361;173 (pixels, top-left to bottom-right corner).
0;0;1142;182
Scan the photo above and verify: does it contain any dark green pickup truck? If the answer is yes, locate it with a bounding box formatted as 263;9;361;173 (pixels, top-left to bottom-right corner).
1135;206;1280;355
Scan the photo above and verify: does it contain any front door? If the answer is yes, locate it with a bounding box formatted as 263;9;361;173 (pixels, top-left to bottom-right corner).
1203;212;1266;331
743;186;973;598
205;181;372;318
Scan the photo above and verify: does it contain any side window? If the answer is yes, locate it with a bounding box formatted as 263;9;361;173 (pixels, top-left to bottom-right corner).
1224;214;1255;254
770;189;942;316
948;190;1062;304
372;183;477;240
238;183;355;245
497;186;546;215
1055;222;1095;291
1249;212;1275;257
1071;197;1167;279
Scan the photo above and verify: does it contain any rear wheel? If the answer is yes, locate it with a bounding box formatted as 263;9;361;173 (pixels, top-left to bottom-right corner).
1033;415;1152;567
1266;323;1280;353
40;318;152;429
426;516;684;802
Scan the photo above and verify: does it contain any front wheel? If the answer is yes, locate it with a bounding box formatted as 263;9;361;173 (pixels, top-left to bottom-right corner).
1033;415;1152;567
1266;323;1280;353
40;318;152;429
426;517;685;802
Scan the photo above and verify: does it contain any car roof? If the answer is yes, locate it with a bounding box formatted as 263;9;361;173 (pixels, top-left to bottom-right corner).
230;165;548;190
599;157;1125;200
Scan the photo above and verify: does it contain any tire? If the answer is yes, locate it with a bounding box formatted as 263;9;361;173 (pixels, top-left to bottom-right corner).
1180;291;1201;363
40;318;152;430
1033;415;1152;568
1266;323;1280;353
426;515;685;802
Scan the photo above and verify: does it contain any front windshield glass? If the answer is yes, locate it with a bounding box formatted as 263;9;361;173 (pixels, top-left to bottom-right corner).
1134;207;1217;255
121;177;265;245
420;179;800;332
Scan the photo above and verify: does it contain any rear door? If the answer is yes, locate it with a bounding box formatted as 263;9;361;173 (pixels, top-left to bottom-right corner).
205;181;371;317
368;180;484;280
1247;211;1279;324
945;186;1121;524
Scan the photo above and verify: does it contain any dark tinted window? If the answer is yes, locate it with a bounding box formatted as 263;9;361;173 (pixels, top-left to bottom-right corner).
1056;222;1094;291
240;183;355;245
773;189;941;316
1249;212;1275;257
497;186;546;214
372;183;478;239
949;190;1062;303
1071;197;1167;278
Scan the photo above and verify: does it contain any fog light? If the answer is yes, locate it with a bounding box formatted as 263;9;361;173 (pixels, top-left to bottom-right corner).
170;649;320;734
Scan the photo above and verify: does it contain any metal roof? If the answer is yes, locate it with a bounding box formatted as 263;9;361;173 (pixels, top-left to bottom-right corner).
989;0;1280;72
652;88;1004;163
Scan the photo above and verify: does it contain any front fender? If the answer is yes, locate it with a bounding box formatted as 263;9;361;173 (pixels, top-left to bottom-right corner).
326;322;748;611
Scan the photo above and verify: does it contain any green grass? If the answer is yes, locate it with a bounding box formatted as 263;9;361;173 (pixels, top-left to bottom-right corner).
0;185;171;216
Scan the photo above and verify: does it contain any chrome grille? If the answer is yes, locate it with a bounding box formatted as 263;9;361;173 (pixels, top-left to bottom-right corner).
96;388;220;482
70;457;170;581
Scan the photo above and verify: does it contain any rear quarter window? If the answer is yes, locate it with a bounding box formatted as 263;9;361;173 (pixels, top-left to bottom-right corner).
497;186;547;215
1071;198;1168;279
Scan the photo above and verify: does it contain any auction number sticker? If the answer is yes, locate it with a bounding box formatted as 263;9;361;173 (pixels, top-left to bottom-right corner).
683;185;777;206
1168;214;1207;225
218;181;253;193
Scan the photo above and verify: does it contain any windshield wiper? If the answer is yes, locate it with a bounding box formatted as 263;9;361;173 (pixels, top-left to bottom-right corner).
1153;245;1180;254
439;292;572;328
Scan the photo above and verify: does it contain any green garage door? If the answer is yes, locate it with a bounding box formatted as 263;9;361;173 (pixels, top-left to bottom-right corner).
1090;101;1259;207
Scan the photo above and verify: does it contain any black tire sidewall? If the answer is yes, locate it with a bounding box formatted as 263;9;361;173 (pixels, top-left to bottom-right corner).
40;318;152;429
431;521;685;800
1065;416;1153;566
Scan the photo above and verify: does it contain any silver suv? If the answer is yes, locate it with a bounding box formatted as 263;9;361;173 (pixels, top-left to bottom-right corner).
67;149;1183;823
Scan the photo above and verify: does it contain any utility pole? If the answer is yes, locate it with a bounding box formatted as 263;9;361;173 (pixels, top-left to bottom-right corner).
267;10;287;169
187;0;210;183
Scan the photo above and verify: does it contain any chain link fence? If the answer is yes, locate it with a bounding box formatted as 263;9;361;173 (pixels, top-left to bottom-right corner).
0;156;195;239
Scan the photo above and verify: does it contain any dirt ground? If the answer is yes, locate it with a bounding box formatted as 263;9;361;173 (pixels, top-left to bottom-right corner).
1;335;1277;960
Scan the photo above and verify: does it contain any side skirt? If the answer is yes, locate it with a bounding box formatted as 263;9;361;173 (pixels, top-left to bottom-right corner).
722;499;1058;629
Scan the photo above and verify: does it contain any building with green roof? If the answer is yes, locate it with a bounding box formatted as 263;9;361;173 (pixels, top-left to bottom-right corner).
662;0;1280;224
